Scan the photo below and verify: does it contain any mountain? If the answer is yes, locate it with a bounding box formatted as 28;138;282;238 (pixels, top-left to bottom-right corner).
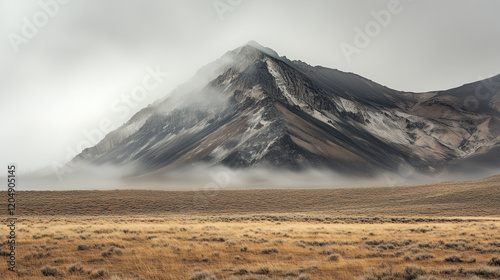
69;41;500;179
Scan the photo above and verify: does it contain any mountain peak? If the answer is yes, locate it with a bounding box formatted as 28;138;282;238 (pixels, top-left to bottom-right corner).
241;41;280;58
245;40;263;48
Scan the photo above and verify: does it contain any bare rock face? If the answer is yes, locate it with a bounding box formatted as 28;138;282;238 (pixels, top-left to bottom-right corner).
71;41;500;178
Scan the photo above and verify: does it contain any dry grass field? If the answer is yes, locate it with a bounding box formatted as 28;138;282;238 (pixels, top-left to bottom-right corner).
1;174;499;279
11;174;500;217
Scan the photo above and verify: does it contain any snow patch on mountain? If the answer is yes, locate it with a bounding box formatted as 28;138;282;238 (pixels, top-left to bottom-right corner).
266;59;308;108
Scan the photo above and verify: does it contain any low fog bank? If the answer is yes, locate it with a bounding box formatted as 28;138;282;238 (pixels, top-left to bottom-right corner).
11;163;500;191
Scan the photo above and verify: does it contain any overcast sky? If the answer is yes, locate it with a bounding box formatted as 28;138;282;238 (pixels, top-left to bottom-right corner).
1;0;499;173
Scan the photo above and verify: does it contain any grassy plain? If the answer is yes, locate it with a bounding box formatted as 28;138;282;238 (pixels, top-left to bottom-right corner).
1;174;499;279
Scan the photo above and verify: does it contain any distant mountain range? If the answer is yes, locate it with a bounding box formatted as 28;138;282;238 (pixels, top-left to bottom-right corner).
69;41;500;180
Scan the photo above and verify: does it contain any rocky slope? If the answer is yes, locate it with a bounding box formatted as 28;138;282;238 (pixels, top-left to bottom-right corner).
70;41;500;179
